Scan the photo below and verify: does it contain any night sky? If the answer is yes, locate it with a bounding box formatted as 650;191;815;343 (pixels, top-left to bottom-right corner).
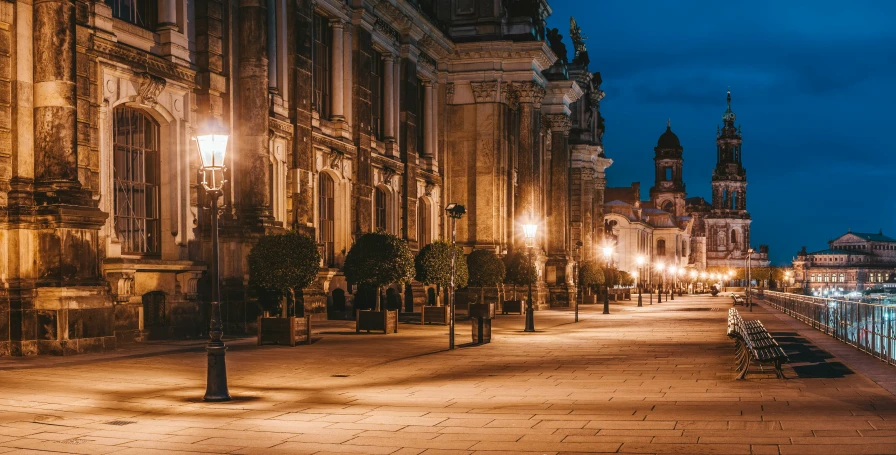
546;1;896;265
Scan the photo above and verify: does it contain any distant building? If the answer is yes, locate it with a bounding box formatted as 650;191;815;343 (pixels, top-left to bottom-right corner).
603;92;769;283
792;230;896;293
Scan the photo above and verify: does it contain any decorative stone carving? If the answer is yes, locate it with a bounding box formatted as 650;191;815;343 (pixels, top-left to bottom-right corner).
446;83;455;104
418;52;437;72
106;271;135;304
176;271;203;299
329;151;344;171
424;181;435;197
505;85;520;110
513;81;546;108
382;167;398;186
542;114;572;133
136;72;166;107
374;16;400;44
470;81;499;103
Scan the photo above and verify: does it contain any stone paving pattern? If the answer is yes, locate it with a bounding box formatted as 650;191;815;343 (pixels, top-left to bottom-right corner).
1;295;895;454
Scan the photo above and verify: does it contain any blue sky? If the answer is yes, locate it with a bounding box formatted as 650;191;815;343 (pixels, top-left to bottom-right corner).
546;0;896;265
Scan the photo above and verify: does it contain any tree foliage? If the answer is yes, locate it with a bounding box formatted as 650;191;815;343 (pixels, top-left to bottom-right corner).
248;231;321;316
415;241;468;291
504;250;537;286
603;266;619;287
617;270;635;287
578;260;604;291
467;249;505;288
344;232;415;290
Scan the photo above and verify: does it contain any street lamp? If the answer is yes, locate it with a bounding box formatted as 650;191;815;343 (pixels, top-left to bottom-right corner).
445;203;466;349
668;266;677;301
636;255;645;307
195;121;230;402
602;245;613;314
522;222;538;332
656;262;665;303
574;240;583;322
746;248;754;312
689;270;697;294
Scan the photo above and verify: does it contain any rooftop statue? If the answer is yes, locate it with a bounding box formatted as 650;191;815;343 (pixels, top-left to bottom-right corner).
546;28;568;65
570;17;590;67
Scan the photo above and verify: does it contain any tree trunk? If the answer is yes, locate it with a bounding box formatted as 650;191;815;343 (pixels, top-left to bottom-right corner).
376;286;382;312
288;288;297;318
280;292;288;318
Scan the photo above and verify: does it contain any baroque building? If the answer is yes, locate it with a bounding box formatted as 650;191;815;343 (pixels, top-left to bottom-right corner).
792;230;896;294
0;0;608;356
603;91;768;282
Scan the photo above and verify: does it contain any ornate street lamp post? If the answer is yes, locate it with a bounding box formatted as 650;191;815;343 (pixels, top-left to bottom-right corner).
523;223;538;332
602;245;613;314
747;248;754;312
195;122;230;402
445;203;466;350
669;266;677;301
636;255;645;307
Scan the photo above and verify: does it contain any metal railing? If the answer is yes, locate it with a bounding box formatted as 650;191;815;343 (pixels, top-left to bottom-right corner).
761;290;896;366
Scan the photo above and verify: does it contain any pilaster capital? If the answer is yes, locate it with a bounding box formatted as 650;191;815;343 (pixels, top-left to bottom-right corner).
513;81;547;108
542;113;572;133
330;18;346;29
470;80;499;104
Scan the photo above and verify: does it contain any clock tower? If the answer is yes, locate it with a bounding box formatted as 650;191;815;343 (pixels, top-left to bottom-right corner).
650;119;686;217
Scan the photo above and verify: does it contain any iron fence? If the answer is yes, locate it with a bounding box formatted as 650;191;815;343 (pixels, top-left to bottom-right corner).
762;291;896;366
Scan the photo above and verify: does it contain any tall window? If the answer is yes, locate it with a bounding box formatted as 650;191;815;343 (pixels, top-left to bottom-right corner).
417;198;430;247
416;78;425;155
657;239;666;257
370;51;384;139
113;107;161;255
312;14;331;118
319;173;335;267
375;187;387;232
730;229;737;245
665;167;672;180
105;0;158;29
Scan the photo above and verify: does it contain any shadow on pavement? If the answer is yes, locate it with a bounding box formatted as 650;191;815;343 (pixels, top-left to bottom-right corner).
772;331;854;379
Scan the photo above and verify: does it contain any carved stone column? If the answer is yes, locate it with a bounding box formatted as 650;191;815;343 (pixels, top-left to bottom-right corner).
237;0;272;224
330;20;345;122
33;0;79;197
512;82;545;229
543;113;571;256
383;54;395;140
422;80;433;157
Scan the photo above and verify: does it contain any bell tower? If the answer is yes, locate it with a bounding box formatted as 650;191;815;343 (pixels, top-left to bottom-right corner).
649;119;686;216
711;90;748;214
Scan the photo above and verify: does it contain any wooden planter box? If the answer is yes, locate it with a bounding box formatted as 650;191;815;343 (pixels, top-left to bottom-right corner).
470;302;496;319
502;300;523;314
257;316;312;347
356;310;398;334
421;305;448;325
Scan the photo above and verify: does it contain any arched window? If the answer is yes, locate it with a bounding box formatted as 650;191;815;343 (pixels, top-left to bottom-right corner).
319;173;335;267
681;241;687;257
375;187;387;232
662;201;673;213
730;229;738;245
657;239;666;257
113;107;161;255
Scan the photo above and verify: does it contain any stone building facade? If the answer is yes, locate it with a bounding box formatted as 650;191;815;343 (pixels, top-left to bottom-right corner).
0;0;609;355
792;231;896;294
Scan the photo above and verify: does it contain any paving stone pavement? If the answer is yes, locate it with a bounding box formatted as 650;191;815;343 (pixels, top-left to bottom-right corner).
1;295;895;455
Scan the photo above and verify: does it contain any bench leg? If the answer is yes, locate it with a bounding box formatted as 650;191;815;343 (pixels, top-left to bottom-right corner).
774;360;786;379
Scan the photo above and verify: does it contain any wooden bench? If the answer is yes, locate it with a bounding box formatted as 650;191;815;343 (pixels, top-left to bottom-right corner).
731;294;746;306
727;308;788;379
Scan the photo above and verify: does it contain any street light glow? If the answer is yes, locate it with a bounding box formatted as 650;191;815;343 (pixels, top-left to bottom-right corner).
522;223;538;239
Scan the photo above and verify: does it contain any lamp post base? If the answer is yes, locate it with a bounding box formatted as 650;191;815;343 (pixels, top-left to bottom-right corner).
603;291;610;315
524;301;535;332
637;288;642;307
204;342;230;402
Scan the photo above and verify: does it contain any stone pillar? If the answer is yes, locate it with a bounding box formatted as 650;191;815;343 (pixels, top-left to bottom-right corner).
266;0;277;90
422;81;433;157
330;20;345;122
544;114;571;256
33;0;78;195
158;0;178;29
513;82;546;229
237;0;272;223
383;55;395;140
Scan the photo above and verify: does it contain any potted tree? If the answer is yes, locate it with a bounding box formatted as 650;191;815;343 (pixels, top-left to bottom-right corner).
503;250;537;314
603;266;619;301
415;241;468;325
467;249;505;318
344;232;414;333
578;260;604;304
248;231;321;346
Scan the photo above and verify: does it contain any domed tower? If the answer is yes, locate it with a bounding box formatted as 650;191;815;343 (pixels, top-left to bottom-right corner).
705;90;754;264
650;119;686;217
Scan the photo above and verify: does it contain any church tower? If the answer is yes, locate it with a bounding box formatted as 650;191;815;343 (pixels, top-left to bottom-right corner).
650;120;686;217
704;90;758;266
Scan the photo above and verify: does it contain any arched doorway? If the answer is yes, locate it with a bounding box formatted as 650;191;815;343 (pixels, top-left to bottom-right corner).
332;288;346;311
142;291;167;340
319;173;335;266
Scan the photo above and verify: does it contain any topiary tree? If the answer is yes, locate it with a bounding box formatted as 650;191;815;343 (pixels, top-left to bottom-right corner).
344;232;415;311
504;250;537;300
248;231;321;318
415;241;468;305
603;266;619;288
618;270;635;287
578;260;604;294
467;249;506;304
